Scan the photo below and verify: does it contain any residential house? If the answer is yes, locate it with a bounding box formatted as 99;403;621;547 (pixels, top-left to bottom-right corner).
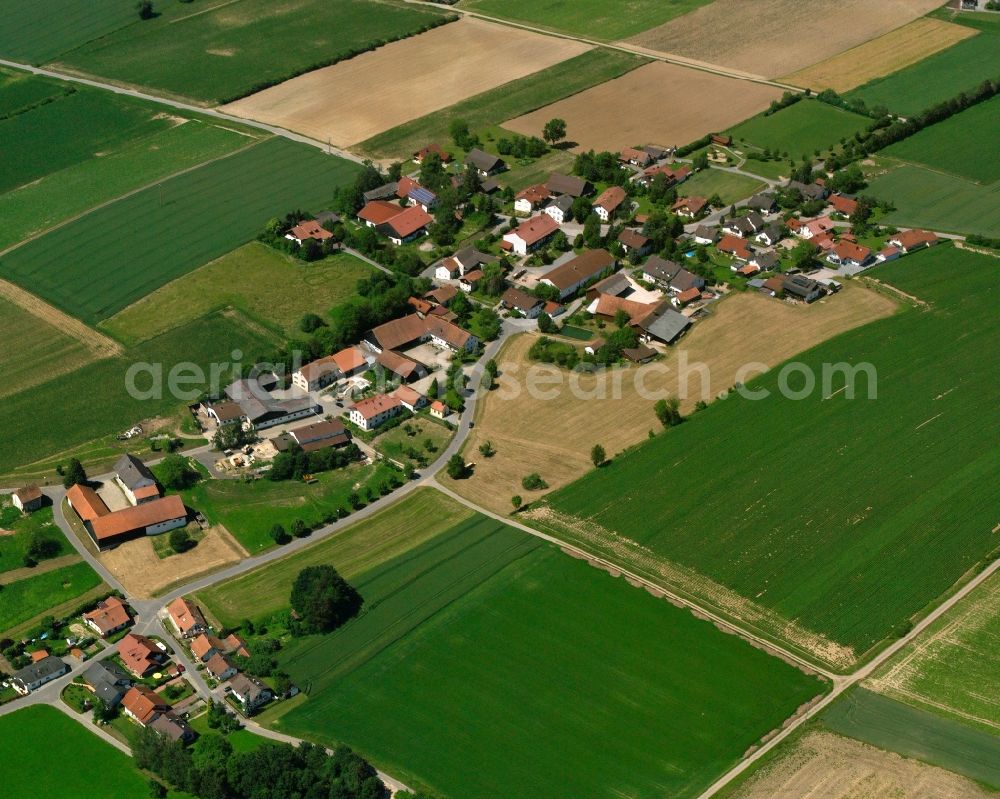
83;596;132;638
876;245;901;263
620;147;652;167
643;145;671;160
617;228;651;256
407;185;438;212
546;173;590;198
458;269;483;293
749;250;780;271
118;633;166;678
672;196;708;219
543;194;574;225
228;673;274;714
190;634;227;663
585;271;631;301
737;263;762;277
593;186;626;222
589;294;658;324
413;143;451;164
358;200;402;228
827;240;872;268
622;345;657;363
83;660;131;708
673;287;701;307
639;164;690;186
787;180;828;201
783;274;826;303
465;149;506;177
205;652;238;682
747;193;777;213
634;303;692;345
452;246;498;276
122;685;168;725
296;346;368;392
889;229;939;253
755;223;784;247
378;204;433;245
435;258;460;280
722;212;765;239
538;249;616;299
348;395;402;431
429;400;447;419
376;349;425;383
584;337;606;356
149;713;195;743
390;385;427;413
285;220;333;246
669;269;706;296
761;275;786;297
799;217;835;240
717;233;753;262
11;655;68;695
692;225;720;245
642;255;683;287
11;485;43;512
514;184;550;215
167;597;207;639
500;287;543;318
502;214;559;256
114;454;159;505
223;633;251;659
425;285;458;306
828;193;858;216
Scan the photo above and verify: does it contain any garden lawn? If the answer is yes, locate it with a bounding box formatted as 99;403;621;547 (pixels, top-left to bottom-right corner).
883;94;1000;184
181;462;401;555
373;417;452;470
678;167;766;205
189;713;267;754
273;515;824;798
0;504;72;574
727;99;870;161
867;163;1000;238
540;245;1000;669
459;0;710;40
57;0;448;104
0;137;362;324
196;488;473;628
0;313;276;476
357;49;647;159
102;243;374;345
0;561;102;632
845;32;1000;117
0;0;141;63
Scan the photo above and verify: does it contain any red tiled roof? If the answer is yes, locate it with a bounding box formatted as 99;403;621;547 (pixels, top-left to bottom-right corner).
676;287;701;303
90;495;186;542
350;394;402;420
66;484;109;522
831;240;871;262
118;633;162;677
672;195;707;215
515;183;549;205
717;234;752;259
508;214;559;246
594;186;626;212
383;204;432;238
413;143;451;162
892;228;938;250
83;596;130;635
828;194;858;215
358;201;401;225
289;220;333;241
167;597;205;635
123;685;167;724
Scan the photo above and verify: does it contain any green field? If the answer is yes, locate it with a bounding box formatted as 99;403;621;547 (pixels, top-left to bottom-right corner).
197;488;473;627
867;163;1000;238
0;503;71;574
0;137;362;324
846;33;1000;117
678;167;767;205
727;99;871;161
58;0;448;104
539;245;1000;669
357;49;647;159
270;513;823;798
883;95;1000;184
0;117;255;252
0;312;275;476
822;689;1000;789
460;0;709;40
181;462;401;554
0;560;102;631
871;573;1000;735
373;417;453;470
102;243;374;345
0;0;143;64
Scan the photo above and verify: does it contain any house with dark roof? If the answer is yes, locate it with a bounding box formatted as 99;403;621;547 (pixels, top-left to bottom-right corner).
692;225;720;245
672;196;708;219
641;256;683;287
12;485;43;512
83;660;131;708
114;454;159;505
539;249;616;299
543;194;574;225
783;274;826;303
362;182;399;203
229;673;274;714
617;228;651;256
500;287;543;318
787;180;828;201
755;223;784;247
11;655;68;695
634;303;692;345
545;173;591;198
747;193;777;213
669;269;706;295
620;147;652;167
465;148;506;177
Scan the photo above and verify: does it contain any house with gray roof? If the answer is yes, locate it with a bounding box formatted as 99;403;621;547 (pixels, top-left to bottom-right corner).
747;193;777;213
635;303;692;345
83;660;131;707
465;149;506;177
545;173;591;198
11;656;68;695
543;194;574;224
641;256;683;287
114;454;158;505
362;182;399;203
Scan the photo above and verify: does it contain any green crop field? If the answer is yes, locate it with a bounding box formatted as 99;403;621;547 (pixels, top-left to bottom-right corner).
102;243;374;345
867;163;1000;238
883;95;1000;184
0;118;255;252
822;689;1000;789
357;49;647;159
0;296;94;399
727;99;870;161
0;560;102;631
0;137;362;324
0;312;275;477
0;0;142;64
846;33;1000;117
269;514;823;798
180;462;402;555
0;503;72;575
460;0;709;40
197;488;473;627
678;167;767;205
58;0;448;104
871;573;1000;735
539;245;1000;670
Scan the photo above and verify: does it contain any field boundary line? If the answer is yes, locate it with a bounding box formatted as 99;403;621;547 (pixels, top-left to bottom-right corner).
0;553;82;586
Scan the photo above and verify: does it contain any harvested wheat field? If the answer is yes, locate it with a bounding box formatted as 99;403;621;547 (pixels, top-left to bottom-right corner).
445;284;896;514
782;18;978;93
504;61;782;152
99;526;247;598
220;17;590;146
626;0;945;79
729;731;995;799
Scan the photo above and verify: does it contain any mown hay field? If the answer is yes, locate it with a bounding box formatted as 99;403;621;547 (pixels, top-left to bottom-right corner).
539;246;1000;669
55;0;450;104
626;0;944;79
270;514;824;799
0;137;361;324
505;61;783;152
221;18;590;147
781;18;977;93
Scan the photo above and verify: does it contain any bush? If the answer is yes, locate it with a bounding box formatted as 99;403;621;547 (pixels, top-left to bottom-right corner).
289;565;362;635
521;473;548;491
169;528;192;554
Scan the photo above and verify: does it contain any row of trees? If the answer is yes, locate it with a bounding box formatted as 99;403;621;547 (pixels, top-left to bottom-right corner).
268;442;362;482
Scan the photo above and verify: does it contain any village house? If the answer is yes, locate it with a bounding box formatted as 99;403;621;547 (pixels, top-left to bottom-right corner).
379;204;433;245
783;274;826;303
737;262;762;277
292;346;369;392
643;145;671;160
405;184;438;213
390;385;428;413
889;229;939;253
639;163;690;186
83;660;131;708
589;293;659;325
544;194;574;225
673;287;702;307
673;195;709;219
348;394;402;431
114;454;159;505
692;225;720;246
514;183;550;215
285;219;334;246
453;246;498;276
430;400;448;419
122;685;168;725
747;193;777;213
118;633;167;678
722;212;765;239
799;217;835;240
167;597;208;639
787;180;828;201
717;233;753;262
358;200;401;228
366;313;477;354
546;173;591;198
749;250;780;272
593;186;627;222
284;419;352;452
412;143;451;164
634;303;692;346
425;285;458;307
586;271;631;301
464;148;506;177
620;147;653;167
622;344;657;364
877;245;901;263
617;228;651;256
761;275;786;297
190;634;227;663
827;193;858;216
539;249;616;299
229;673;274;714
11;485;43;512
83;595;132;638
755;223;784;247
205;652;238;682
150;713;195;743
827;240;872;268
376;349;425;383
502;214;559;256
500;287;543;318
11;655;68;695
669;269;706;296
642;255;683;287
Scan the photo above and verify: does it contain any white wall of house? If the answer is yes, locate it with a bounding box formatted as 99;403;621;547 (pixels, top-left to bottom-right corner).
145;516;187;537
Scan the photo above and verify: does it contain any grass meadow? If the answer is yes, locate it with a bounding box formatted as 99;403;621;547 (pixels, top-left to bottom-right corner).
0;560;102;632
727;99;870;161
58;0;449;104
0;0;142;63
883;95;1000;184
357;49;647;159
270;514;823;798
102;243;374;345
459;0;710;40
0;503;72;575
0;137;362;324
845;32;1000;117
677;167;767;205
822;689;1000;789
540;245;1000;668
